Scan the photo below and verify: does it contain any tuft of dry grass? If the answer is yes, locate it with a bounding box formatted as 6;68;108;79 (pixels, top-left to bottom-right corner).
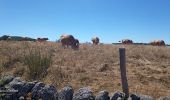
23;46;53;80
0;41;170;98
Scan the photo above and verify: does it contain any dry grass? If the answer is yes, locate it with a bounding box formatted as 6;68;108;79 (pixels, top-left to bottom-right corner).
23;45;53;80
0;41;170;98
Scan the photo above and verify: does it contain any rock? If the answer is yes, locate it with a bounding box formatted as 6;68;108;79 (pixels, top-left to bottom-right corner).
31;82;45;100
18;81;37;99
19;96;25;100
0;75;14;87
6;77;25;98
7;77;24;87
0;86;5;90
58;85;74;100
158;96;170;100
8;77;25;89
2;91;18;100
129;94;153;100
73;87;95;100
95;90;110;100
39;84;57;100
111;91;125;100
129;94;140;100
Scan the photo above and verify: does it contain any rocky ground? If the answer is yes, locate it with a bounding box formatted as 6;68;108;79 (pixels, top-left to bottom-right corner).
0;76;170;100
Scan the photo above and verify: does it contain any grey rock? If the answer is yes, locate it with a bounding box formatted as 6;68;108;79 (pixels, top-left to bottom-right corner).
137;94;153;100
73;87;95;100
8;77;25;89
7;77;25;98
2;92;18;100
95;90;110;100
58;85;74;100
19;96;25;100
158;96;170;100
129;94;153;100
18;81;37;99
0;75;14;87
111;91;125;100
31;82;45;100
129;94;140;100
40;84;57;100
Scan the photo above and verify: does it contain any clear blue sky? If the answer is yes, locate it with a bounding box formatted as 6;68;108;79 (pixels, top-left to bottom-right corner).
0;0;170;44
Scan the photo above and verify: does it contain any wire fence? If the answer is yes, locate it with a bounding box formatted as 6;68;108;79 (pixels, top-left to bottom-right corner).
114;48;170;99
111;71;170;99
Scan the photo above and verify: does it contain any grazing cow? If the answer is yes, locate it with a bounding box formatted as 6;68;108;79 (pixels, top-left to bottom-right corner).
60;34;79;49
91;37;100;45
37;38;48;42
120;39;133;44
73;39;79;49
150;40;165;46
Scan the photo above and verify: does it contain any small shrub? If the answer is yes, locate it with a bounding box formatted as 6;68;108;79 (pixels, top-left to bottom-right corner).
0;93;5;99
0;75;13;87
0;79;5;87
23;47;53;80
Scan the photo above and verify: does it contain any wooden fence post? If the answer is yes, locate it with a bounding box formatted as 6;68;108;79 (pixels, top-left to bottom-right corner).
119;48;129;99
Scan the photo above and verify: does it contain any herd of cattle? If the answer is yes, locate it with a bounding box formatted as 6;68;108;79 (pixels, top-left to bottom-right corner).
59;35;166;49
0;34;166;49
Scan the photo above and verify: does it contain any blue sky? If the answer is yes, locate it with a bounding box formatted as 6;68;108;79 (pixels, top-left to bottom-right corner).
0;0;170;44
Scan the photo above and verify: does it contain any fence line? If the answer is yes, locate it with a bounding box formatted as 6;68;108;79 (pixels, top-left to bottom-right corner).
117;48;170;98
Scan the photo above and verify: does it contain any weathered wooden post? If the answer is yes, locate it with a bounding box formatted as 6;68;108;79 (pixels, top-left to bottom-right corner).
119;48;129;99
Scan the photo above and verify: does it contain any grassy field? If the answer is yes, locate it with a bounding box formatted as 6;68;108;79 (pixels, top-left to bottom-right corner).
0;41;170;98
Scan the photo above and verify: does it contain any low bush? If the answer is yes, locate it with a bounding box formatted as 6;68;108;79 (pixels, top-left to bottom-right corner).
23;47;53;80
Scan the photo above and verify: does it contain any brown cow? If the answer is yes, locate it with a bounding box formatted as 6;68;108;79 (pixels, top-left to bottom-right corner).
72;39;79;49
91;37;99;45
120;39;133;44
60;34;79;49
150;40;165;46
